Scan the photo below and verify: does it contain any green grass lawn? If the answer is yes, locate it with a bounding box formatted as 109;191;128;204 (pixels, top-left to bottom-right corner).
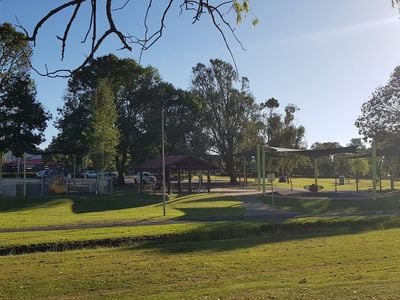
0;193;244;230
264;193;400;215
255;177;399;192
1;227;400;299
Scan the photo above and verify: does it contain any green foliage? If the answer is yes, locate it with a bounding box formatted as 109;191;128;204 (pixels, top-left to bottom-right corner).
54;55;208;182
348;158;369;177
192;58;259;183
356;65;400;146
0;23;49;155
87;79;119;170
259;98;306;175
0;23;31;90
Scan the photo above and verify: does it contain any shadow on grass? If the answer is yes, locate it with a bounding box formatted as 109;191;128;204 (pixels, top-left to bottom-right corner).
71;193;162;213
0;193;163;214
173;206;244;221
126;216;400;254
263;193;400;215
0;196;67;212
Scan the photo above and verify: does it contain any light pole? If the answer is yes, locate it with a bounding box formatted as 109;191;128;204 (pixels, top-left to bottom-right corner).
162;95;179;216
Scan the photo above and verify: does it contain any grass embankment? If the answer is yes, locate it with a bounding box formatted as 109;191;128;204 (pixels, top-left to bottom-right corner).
0;192;244;230
2;215;400;255
1;227;400;299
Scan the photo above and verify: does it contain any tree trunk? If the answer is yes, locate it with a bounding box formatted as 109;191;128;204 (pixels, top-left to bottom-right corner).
115;150;127;185
226;158;238;185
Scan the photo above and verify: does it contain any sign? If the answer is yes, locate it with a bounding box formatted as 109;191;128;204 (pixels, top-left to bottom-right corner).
267;173;275;183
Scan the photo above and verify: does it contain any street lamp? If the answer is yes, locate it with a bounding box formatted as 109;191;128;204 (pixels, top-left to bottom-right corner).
162;95;179;216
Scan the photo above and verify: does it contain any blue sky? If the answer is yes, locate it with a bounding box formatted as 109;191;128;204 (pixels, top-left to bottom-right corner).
1;0;400;148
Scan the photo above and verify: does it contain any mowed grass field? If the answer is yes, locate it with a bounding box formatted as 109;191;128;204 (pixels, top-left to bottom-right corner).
0;193;244;230
2;189;400;298
274;177;398;192
217;175;399;192
1;227;400;299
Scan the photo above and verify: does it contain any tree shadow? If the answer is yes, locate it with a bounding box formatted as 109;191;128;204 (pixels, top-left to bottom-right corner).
0;193;163;214
122;216;399;254
172;206;244;221
268;193;400;215
71;193;162;213
0;196;67;212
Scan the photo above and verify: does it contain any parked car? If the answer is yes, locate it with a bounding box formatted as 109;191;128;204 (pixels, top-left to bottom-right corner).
84;170;98;178
104;171;118;184
36;169;55;178
133;172;156;184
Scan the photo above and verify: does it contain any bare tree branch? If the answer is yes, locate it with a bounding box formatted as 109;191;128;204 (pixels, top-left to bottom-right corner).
16;0;253;77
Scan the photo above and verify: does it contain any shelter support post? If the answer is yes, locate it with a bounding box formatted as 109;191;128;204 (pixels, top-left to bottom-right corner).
314;158;318;186
372;140;377;201
207;169;211;193
261;147;266;196
0;152;3;195
23;153;27;198
256;144;261;191
335;177;337;192
356;176;359;192
188;169;192;193
73;154;76;180
243;156;247;189
178;169;181;193
390;170;394;190
167;168;171;194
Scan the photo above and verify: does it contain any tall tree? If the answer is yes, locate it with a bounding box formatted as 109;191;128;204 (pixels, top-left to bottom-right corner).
259;99;306;176
54;55;207;183
53;55;161;183
87;79;119;171
0;23;50;156
356;66;400;143
191;58;258;184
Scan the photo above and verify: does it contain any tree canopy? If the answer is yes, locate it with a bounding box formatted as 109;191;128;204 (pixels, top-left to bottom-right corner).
52;54;208;183
0;23;50;156
192;58;258;183
356;66;400;141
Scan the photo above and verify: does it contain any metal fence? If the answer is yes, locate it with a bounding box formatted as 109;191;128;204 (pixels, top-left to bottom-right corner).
0;176;113;197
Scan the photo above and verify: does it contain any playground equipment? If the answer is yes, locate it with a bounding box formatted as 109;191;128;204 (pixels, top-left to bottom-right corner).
304;184;324;192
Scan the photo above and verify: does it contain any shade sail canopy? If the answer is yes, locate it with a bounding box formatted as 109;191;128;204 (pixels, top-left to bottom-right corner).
238;145;359;158
135;155;218;171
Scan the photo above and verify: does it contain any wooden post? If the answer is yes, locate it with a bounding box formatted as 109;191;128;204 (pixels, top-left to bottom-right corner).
188;169;192;193
243;156;247;189
356;175;359;192
23;153;27;198
178;169;181;193
207;169;211;193
0;152;3;195
314;158;318;186
73;154;76;180
261;148;266;196
372;140;377;201
256;144;261;191
167;168;171;194
390;170;395;190
334;177;337;192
